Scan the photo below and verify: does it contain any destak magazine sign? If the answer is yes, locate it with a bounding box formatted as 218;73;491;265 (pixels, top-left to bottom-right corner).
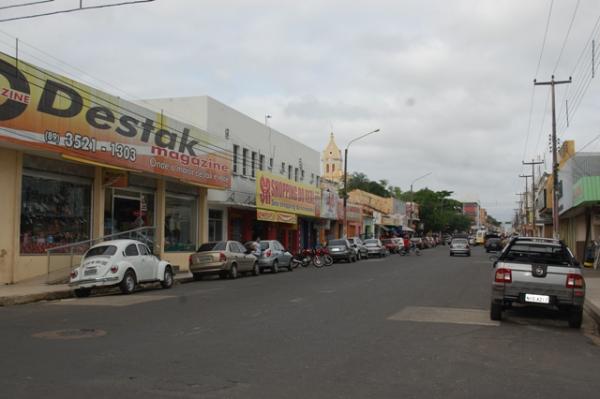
0;52;231;189
256;171;319;217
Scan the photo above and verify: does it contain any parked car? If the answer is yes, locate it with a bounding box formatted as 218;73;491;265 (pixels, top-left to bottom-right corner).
364;238;387;257
347;237;368;260
490;236;585;328
381;238;400;254
484;237;503;253
449;238;471;256
326;239;356;263
245;240;293;273
69;239;174;297
190;241;259;280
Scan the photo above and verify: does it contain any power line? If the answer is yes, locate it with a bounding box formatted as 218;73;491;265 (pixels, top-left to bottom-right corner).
0;0;156;23
553;0;581;75
535;0;555;78
0;0;54;11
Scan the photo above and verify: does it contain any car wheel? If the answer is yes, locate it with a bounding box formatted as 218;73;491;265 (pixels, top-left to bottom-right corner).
161;267;174;289
288;262;293;272
569;306;583;329
272;261;279;273
193;273;203;281
119;270;136;295
251;262;259;276
351;255;357;263
357;252;361;261
74;288;91;298
467;253;471;257
450;252;454;256
229;264;239;279
490;301;502;321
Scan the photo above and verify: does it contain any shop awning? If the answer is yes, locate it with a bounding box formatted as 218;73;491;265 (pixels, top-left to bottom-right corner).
401;226;415;233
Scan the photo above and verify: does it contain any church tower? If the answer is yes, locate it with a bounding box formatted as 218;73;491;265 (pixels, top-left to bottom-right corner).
322;132;344;183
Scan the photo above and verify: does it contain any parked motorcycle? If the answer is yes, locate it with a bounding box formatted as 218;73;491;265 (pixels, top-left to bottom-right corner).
291;248;314;268
313;247;333;267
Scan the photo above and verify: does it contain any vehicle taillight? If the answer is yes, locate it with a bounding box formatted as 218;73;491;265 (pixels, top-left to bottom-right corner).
265;249;272;257
189;254;193;266
69;270;78;279
566;273;584;289
110;265;119;273
219;252;227;262
495;268;512;283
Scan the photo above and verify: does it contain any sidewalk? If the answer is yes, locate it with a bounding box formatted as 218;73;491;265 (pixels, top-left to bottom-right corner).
583;268;600;325
0;271;195;306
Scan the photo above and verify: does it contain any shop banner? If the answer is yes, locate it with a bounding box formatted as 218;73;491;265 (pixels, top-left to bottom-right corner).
256;171;319;216
320;189;339;219
257;209;297;224
0;53;231;189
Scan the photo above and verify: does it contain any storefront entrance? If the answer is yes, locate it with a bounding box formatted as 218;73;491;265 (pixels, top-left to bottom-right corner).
105;188;155;237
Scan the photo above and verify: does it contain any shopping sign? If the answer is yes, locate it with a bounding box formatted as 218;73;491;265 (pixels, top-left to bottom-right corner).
0;52;231;189
256;171;319;216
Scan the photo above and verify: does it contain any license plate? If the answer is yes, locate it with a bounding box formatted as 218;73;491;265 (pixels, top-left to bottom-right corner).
525;294;550;304
84;268;97;276
331;248;340;252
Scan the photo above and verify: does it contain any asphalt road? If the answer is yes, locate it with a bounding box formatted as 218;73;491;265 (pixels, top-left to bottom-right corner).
1;246;600;399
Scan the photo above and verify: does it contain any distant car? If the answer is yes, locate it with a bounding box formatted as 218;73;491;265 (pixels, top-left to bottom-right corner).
190;241;259;280
348;237;368;260
449;238;471;256
364;238;387;257
245;240;293;273
327;239;356;263
381;238;400;254
468;236;476;246
485;238;503;253
490;236;585;328
69;239;174;297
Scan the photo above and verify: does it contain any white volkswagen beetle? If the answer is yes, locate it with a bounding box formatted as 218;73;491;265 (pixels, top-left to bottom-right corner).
69;239;174;297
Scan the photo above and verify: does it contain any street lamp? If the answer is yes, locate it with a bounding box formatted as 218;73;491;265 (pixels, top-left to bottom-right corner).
343;128;381;237
409;172;432;230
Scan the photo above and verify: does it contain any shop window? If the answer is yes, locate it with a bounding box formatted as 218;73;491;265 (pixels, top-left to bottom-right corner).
242;148;248;175
20;173;92;254
233;145;239;174
165;194;197;252
251;151;257;177
209;209;224;241
104;188;155;238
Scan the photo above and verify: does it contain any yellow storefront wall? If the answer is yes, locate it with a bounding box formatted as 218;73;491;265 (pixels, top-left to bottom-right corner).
0;147;210;284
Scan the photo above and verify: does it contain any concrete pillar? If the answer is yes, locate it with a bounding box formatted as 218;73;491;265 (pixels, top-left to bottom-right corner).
92;167;105;239
0;149;21;284
156;178;166;257
198;187;208;244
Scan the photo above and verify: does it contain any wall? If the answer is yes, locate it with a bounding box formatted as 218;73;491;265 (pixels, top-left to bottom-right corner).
0;148;20;284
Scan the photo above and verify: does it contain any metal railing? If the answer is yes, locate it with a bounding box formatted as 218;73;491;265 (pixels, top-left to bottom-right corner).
45;226;156;284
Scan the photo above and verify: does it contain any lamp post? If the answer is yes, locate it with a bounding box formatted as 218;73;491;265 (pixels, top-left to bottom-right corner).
343;128;381;237
409;172;432;230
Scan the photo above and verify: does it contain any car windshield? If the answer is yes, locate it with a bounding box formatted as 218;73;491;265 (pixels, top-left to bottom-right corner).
500;243;573;266
84;245;117;259
197;242;226;252
328;240;346;246
452;239;468;245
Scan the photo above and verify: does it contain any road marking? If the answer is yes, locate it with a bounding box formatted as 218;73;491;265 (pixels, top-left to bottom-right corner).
319;289;336;294
290;297;304;303
388;306;499;327
50;294;175;307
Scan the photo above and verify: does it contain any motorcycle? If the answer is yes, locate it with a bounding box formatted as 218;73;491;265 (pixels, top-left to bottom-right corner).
291;248;314;268
314;247;333;267
400;245;421;256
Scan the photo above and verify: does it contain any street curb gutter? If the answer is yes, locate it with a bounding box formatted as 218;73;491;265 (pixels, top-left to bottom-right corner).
584;299;600;326
0;289;73;307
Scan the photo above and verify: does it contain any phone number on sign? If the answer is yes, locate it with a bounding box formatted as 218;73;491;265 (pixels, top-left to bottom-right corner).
43;130;137;162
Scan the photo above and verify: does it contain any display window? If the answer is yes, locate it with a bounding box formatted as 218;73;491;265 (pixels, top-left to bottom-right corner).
104;188;156;241
20;172;92;254
165;194;197;252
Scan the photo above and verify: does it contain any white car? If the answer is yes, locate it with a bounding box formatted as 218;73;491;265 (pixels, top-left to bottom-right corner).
69;239;174;297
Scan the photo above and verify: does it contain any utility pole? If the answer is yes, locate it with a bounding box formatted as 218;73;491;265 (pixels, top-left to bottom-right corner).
519;174;532;235
516;193;526;235
522;159;544;236
534;76;572;239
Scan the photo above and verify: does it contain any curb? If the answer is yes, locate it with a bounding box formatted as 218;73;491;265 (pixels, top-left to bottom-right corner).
584;298;600;326
0;289;74;307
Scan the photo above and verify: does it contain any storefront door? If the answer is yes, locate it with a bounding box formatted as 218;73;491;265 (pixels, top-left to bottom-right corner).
105;188;155;237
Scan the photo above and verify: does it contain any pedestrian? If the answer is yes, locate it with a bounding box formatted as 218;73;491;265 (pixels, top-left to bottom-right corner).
253;237;262;259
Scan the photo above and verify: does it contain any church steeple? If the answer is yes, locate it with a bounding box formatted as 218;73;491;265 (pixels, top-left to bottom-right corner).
322;132;343;183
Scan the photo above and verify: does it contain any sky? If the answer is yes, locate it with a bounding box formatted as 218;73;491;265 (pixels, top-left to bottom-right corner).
1;0;600;222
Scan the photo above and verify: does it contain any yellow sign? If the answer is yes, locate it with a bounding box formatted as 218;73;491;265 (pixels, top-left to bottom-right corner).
257;210;297;224
348;190;393;213
256;171;319;216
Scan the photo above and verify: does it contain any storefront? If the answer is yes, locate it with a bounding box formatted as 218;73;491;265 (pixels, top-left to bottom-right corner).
255;171;319;253
0;53;231;283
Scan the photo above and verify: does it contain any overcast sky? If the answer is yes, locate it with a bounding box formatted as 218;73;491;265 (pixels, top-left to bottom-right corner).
2;0;600;222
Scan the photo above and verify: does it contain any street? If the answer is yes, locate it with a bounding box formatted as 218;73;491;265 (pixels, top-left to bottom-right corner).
1;246;600;399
